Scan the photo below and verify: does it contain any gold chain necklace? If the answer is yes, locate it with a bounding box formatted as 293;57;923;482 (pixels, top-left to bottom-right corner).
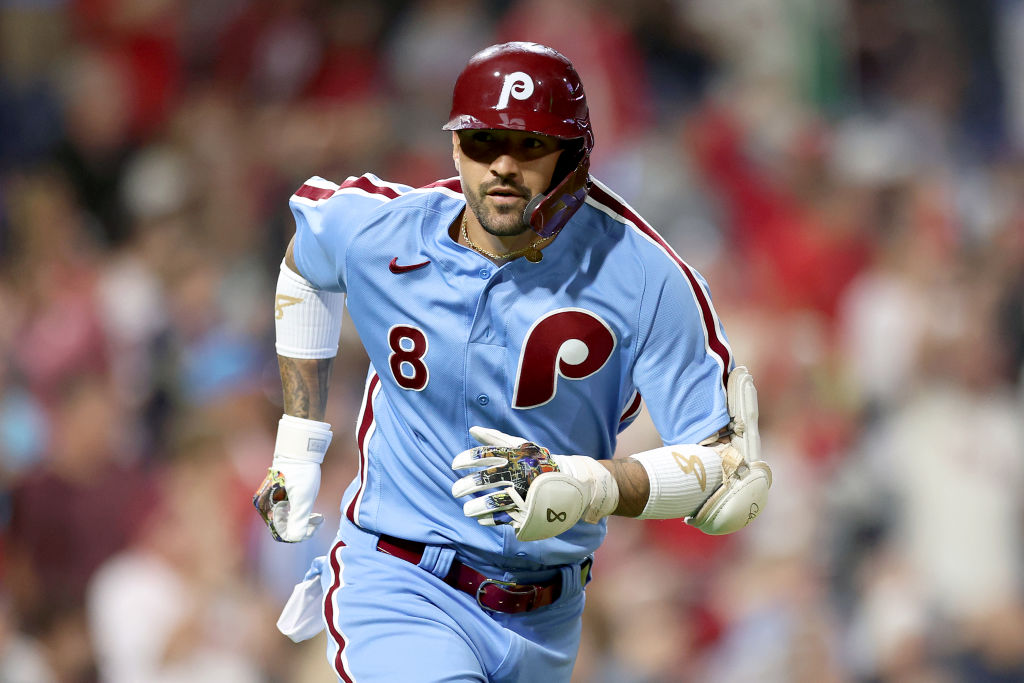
460;213;550;263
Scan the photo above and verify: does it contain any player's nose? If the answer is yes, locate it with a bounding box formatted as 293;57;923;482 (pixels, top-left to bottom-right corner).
489;152;521;178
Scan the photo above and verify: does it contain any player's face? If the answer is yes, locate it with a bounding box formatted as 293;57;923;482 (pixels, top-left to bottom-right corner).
454;130;563;237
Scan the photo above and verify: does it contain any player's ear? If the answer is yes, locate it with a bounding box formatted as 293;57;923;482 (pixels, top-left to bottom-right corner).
452;132;461;172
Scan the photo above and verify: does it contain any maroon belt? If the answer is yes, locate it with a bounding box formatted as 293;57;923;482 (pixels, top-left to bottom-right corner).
376;534;583;614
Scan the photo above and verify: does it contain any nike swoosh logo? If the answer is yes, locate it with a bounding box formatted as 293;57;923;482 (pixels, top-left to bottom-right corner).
389;257;430;274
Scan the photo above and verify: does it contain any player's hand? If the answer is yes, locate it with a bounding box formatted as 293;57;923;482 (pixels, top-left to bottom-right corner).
253;415;332;543
450;426;618;542
253;459;324;542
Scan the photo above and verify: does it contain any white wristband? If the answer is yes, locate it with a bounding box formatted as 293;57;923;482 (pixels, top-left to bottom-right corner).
275;414;333;464
629;445;724;520
275;262;345;359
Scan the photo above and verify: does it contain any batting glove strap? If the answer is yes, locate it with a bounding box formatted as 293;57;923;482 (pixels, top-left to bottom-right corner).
275;414;332;464
551;455;619;524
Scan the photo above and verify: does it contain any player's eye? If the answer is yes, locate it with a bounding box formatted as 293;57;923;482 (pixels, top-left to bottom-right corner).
471;131;495;144
519;136;561;157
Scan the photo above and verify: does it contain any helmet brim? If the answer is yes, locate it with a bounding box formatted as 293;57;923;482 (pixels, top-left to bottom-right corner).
443;113;591;150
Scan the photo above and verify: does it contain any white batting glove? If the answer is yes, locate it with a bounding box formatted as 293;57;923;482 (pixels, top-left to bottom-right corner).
253;415;332;543
451;426;619;542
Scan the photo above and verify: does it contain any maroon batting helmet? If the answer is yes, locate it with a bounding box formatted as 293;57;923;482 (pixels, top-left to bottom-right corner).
443;42;594;238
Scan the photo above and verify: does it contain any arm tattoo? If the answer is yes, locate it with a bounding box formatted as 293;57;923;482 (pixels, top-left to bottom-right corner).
607;458;651;518
278;356;334;421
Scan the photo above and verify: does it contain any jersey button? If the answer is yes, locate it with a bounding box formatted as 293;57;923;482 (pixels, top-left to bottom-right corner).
476;394;489;406
478;268;491;279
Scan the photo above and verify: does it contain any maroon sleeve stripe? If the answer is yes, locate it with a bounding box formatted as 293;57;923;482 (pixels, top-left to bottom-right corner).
589;184;731;389
294;184;337;201
619;391;643;423
676;261;731;389
422;177;463;193
338;175;403;199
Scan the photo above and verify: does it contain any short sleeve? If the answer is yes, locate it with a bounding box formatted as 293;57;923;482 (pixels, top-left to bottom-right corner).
632;260;733;445
289;174;412;292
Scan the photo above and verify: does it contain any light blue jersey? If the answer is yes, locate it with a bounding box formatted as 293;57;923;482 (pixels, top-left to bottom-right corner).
288;173;734;681
290;172;733;573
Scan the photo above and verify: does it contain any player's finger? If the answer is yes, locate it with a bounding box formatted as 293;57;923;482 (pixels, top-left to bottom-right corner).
489;509;515;525
462;490;520;519
450;467;513;498
253;470;287;520
297;513;324;540
451;474;482;498
469;426;528;448
271;501;291;540
451;447;512;471
475;510;516;526
253;480;273;518
272;502;324;543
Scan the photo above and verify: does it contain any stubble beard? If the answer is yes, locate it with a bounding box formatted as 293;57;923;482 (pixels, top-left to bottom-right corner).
465;186;531;238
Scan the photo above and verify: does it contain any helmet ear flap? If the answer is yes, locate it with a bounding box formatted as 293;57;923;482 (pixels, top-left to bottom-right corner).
523;155;591;239
547;139;585;194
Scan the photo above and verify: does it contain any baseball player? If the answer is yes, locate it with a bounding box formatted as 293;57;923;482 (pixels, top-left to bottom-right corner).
254;42;772;683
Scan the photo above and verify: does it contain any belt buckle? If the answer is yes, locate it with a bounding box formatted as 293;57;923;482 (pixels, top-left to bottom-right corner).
475;578;538;612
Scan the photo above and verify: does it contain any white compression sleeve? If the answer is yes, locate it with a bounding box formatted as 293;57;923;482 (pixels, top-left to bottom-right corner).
274;262;345;359
629;444;725;520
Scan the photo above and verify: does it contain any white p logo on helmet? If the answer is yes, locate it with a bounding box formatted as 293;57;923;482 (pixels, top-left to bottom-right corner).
496;72;534;110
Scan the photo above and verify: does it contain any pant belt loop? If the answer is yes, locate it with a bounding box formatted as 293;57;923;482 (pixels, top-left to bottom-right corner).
426;545;456;580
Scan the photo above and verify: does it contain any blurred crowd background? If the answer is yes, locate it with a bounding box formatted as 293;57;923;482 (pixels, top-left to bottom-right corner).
1;0;1023;681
